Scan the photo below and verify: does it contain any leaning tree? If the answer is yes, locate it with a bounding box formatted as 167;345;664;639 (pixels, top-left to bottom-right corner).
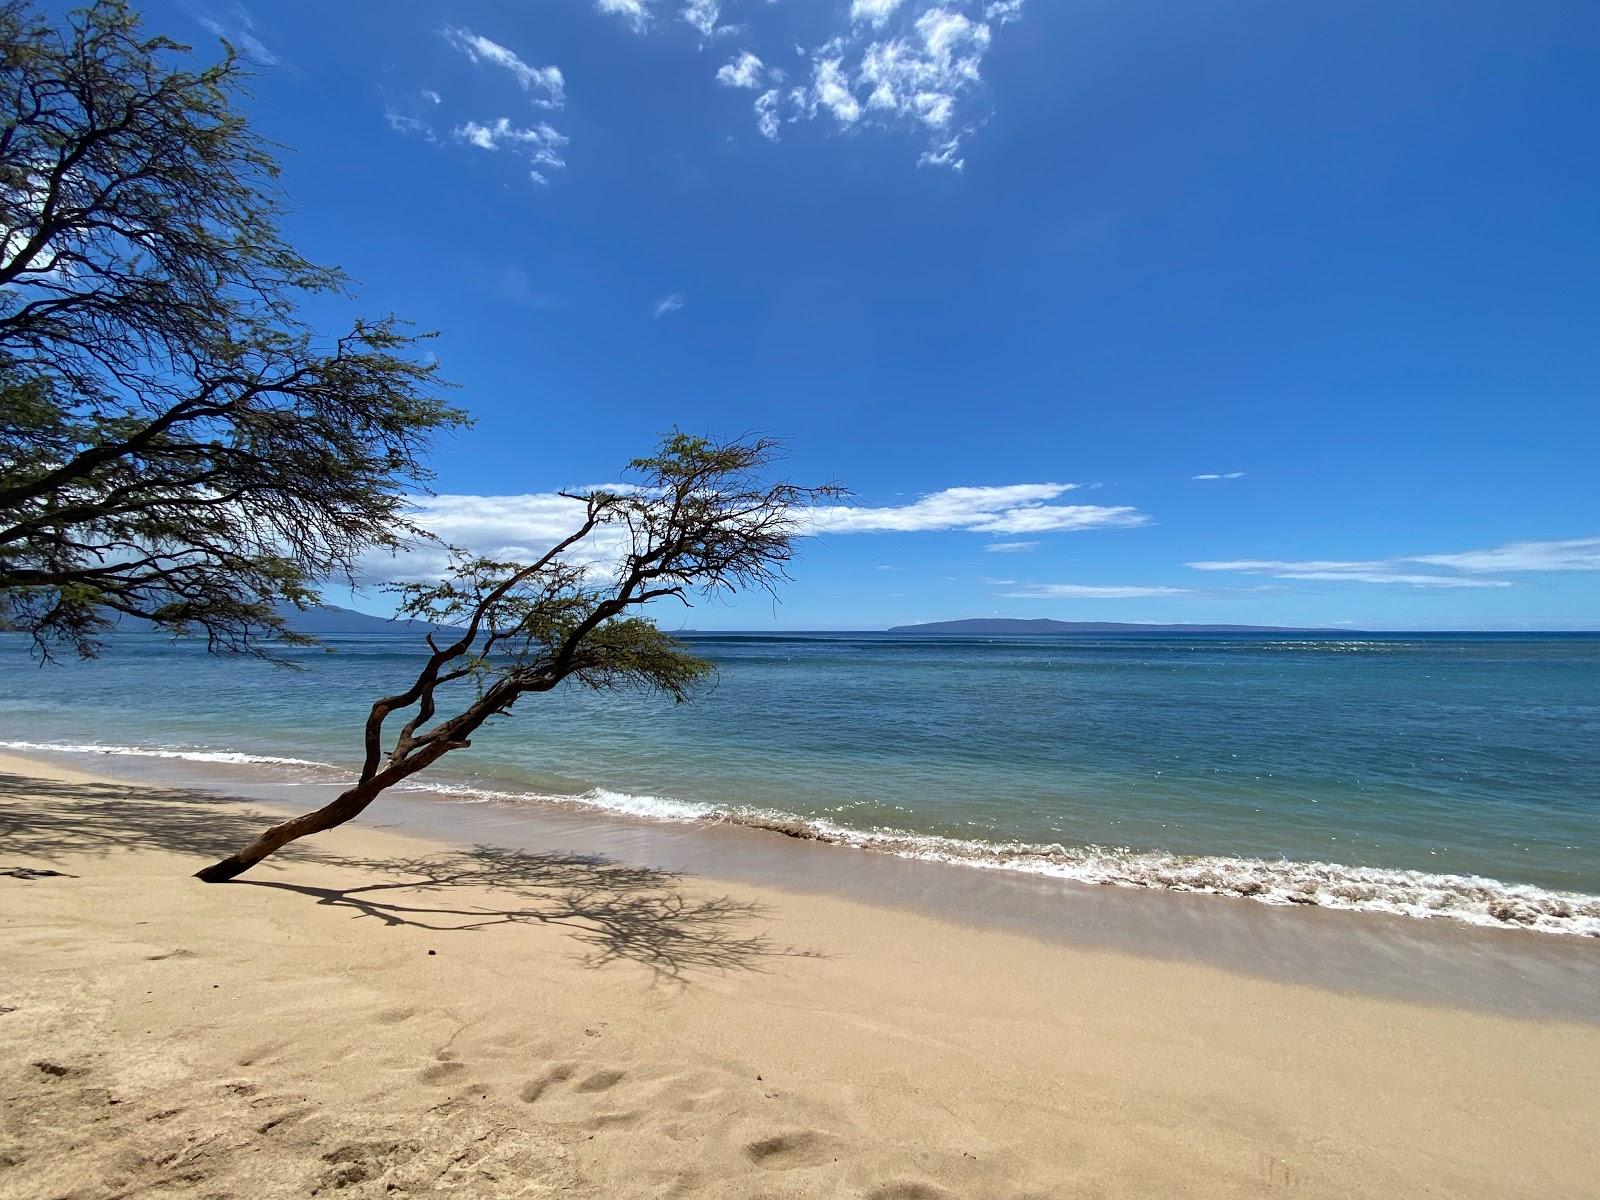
0;0;465;659
195;434;839;882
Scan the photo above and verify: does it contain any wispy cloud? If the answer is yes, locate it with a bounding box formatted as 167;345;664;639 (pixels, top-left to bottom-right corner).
364;480;1131;585
852;0;909;29
1193;471;1245;481
716;51;766;89
702;2;1028;167
681;0;735;39
190;3;280;67
385;103;437;142
441;27;565;108
1001;583;1190;598
1185;559;1510;588
1413;537;1600;573
472;264;561;309
653;292;686;317
455;119;569;185
1187;536;1600;588
811;484;1147;536
596;0;654;33
365;493;628;583
984;541;1039;553
754;89;783;139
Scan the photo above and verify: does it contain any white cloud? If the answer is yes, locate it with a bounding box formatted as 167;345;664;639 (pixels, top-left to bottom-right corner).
1412;536;1600;574
984;541;1039;553
596;0;653;33
367;480;1137;583
441;27;565;108
1001;583;1191;599
634;0;1028;168
653;292;686;317
716;50;766;88
422;89;442;105
1193;471;1245;480
385;105;436;142
810;6;998;168
810;484;1148;536
694;2;1030;168
812;55;862;124
918;135;963;171
193;5;280;67
1187;536;1600;588
682;0;734;39
365;493;630;583
455;119;568;175
754;88;782;139
1185;559;1512;589
851;0;907;28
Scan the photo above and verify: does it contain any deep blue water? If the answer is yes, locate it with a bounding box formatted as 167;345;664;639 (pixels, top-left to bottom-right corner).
3;631;1598;932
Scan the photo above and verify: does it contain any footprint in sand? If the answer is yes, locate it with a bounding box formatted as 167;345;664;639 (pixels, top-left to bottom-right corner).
419;1061;468;1085
574;1068;625;1093
582;1110;643;1131
744;1130;838;1170
519;1064;576;1103
866;1184;951;1200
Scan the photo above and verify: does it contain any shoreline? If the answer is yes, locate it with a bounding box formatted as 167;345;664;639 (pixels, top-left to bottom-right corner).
4;747;1598;1022
6;732;1596;940
3;752;1599;1198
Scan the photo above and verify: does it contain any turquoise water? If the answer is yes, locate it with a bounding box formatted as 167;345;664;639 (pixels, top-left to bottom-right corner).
3;631;1598;934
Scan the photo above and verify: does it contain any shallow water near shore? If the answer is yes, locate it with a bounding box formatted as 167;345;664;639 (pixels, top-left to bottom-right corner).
4;744;1598;1023
3;629;1598;940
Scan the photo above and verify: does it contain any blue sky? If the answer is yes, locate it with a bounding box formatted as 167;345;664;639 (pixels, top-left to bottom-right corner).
141;0;1598;628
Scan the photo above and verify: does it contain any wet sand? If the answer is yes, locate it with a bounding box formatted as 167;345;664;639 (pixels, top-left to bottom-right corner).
2;751;1598;1198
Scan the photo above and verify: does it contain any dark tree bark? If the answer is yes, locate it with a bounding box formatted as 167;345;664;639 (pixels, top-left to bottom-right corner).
193;434;842;881
195;785;382;882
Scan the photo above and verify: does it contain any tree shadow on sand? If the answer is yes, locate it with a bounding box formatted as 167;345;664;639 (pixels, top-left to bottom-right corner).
0;771;821;982
246;846;821;981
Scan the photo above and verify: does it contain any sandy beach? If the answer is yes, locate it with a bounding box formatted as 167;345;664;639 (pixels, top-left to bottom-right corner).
2;750;1598;1200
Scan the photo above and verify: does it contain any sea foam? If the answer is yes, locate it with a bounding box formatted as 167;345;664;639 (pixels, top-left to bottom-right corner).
8;737;1597;938
0;739;335;770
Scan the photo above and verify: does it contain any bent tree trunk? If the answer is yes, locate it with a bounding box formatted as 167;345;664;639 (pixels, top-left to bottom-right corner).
194;784;381;881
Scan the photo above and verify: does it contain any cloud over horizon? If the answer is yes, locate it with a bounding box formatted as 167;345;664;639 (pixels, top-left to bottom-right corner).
1180;537;1600;588
810;484;1147;535
357;480;1147;584
999;583;1191;599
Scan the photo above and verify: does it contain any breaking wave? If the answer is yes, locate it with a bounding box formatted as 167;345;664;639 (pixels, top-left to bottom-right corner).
8;738;1597;937
0;739;335;770
390;776;1600;938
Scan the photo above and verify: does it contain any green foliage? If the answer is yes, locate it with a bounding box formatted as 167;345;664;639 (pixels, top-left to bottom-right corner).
0;1;467;659
358;434;839;790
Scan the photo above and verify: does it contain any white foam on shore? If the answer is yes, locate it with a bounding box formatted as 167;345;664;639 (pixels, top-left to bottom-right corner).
0;739;335;770
9;737;1597;938
394;780;718;823
726;819;1600;938
394;776;1600;938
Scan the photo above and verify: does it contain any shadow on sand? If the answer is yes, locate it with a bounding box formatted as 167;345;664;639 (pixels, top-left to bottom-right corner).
0;771;819;982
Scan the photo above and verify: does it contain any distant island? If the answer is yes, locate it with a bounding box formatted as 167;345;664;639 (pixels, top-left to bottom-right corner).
887;618;1343;635
275;604;448;636
110;603;448;637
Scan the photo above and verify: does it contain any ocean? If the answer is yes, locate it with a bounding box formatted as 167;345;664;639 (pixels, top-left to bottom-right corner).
3;630;1597;937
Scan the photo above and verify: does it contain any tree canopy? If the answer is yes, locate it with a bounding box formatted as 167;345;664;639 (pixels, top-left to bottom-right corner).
0;0;466;659
196;433;840;881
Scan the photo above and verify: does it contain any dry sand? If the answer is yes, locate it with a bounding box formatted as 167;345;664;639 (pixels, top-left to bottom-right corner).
2;750;1597;1199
